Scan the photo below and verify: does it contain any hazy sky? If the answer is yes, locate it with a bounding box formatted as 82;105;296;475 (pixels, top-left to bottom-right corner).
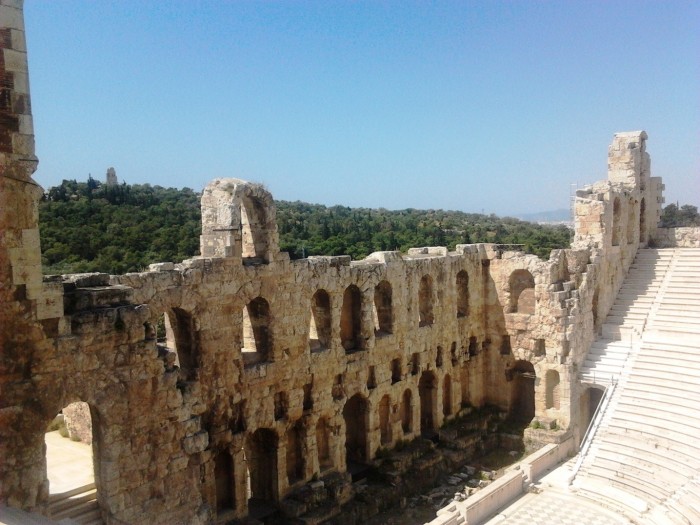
24;1;699;215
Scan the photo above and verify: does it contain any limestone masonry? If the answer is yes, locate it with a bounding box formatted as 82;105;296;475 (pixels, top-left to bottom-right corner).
0;2;687;524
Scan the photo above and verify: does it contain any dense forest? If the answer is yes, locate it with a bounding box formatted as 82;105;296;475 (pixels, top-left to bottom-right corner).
38;178;576;275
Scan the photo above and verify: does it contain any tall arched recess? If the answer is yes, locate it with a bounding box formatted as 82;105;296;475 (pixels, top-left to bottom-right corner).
373;280;393;336
341;285;363;352
509;270;535;314
200;178;281;263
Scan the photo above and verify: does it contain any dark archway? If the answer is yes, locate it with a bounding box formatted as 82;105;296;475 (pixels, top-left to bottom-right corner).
639;197;646;243
509;361;536;423
246;428;278;504
418;371;437;434
418;275;434;327
343;394;369;465
214;450;235;513
442;374;452;417
316;418;332;471
379;395;392;445
158;307;199;382
456;270;469;318
309;289;331;352
373;280;393;336
286;421;305;485
400;389;413;434
340;285;362;352
612;196;621;246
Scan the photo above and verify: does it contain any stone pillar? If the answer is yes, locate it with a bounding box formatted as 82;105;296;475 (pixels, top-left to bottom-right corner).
607;130;647;187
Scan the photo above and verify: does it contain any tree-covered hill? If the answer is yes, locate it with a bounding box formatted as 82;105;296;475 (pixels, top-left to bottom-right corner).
39;178;573;275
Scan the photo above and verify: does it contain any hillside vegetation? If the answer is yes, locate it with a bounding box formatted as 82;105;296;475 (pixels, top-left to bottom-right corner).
39;178;573;275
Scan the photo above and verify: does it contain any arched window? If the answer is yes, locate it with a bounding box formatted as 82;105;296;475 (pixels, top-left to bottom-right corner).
246;429;278;504
612;197;621;246
509;270;535;314
456;271;469;318
157;307;199;381
286;421;305;484
418;371;437;432
373;280;393;336
340;285;363;352
309;290;331;352
242;297;272;366
343;394;369;468
418;275;434;327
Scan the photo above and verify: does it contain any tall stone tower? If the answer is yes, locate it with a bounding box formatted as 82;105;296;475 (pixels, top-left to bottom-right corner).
105;166;117;185
0;0;63;509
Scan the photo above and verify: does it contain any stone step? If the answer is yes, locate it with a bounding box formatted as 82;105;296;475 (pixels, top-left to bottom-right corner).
624;378;700;403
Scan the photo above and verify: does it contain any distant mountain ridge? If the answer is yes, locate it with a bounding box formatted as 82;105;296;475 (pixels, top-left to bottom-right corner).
515;208;571;223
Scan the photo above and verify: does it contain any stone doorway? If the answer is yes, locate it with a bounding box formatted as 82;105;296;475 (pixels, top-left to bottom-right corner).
418;371;437;435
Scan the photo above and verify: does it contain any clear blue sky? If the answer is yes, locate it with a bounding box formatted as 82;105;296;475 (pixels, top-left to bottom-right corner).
24;1;699;215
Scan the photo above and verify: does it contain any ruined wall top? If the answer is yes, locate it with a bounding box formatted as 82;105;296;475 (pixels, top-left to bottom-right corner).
607;130;648;188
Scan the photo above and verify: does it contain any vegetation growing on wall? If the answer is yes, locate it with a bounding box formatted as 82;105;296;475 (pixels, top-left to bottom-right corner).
39;178;572;275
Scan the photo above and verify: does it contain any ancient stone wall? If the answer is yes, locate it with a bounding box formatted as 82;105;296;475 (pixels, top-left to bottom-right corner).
0;4;663;524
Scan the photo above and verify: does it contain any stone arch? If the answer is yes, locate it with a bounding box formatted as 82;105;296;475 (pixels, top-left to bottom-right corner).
627;197;635;244
612;196;621;246
200;178;279;262
214;449;235;513
400;389;413;434
343;394;369;465
418;371;437;433
246;428;278;504
456;270;469;318
545;370;561;410
340;285;363;352
242;297;272;367
315;418;333;471
309;289;331;352
373;280;393;336
286;421;305;485
509;269;535;314
418;275;435;327
509;361;536;423
44;401;102;514
460;364;470;406
639;197;646;243
442;374;452;417
379;395;392;445
159;307;199;382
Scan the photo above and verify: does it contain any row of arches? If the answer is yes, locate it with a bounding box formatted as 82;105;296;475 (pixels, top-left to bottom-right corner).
611;195;646;247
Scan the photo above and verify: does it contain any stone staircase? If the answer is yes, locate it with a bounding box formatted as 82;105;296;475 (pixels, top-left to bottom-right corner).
47;483;102;525
580;248;674;385
573;248;700;525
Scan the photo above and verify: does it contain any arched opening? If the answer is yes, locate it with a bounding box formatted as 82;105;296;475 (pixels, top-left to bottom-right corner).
45;402;100;522
241;195;269;263
400;389;413;434
509;361;536;423
627;198;635;244
443;374;452;417
509;270;535;314
157;307;199;382
456;270;469;318
246;429;278;507
612;196;621;246
286;421;305;485
592;287;600;330
316;418;332;471
215;449;235;513
418;275;434;327
460;364;470;407
379;395;392;445
373;280;393;336
639;197;646;243
242;297;272;367
545;370;561;410
340;285;362;352
343;394;369;467
418;371;437;434
309;289;331;352
435;346;443;368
